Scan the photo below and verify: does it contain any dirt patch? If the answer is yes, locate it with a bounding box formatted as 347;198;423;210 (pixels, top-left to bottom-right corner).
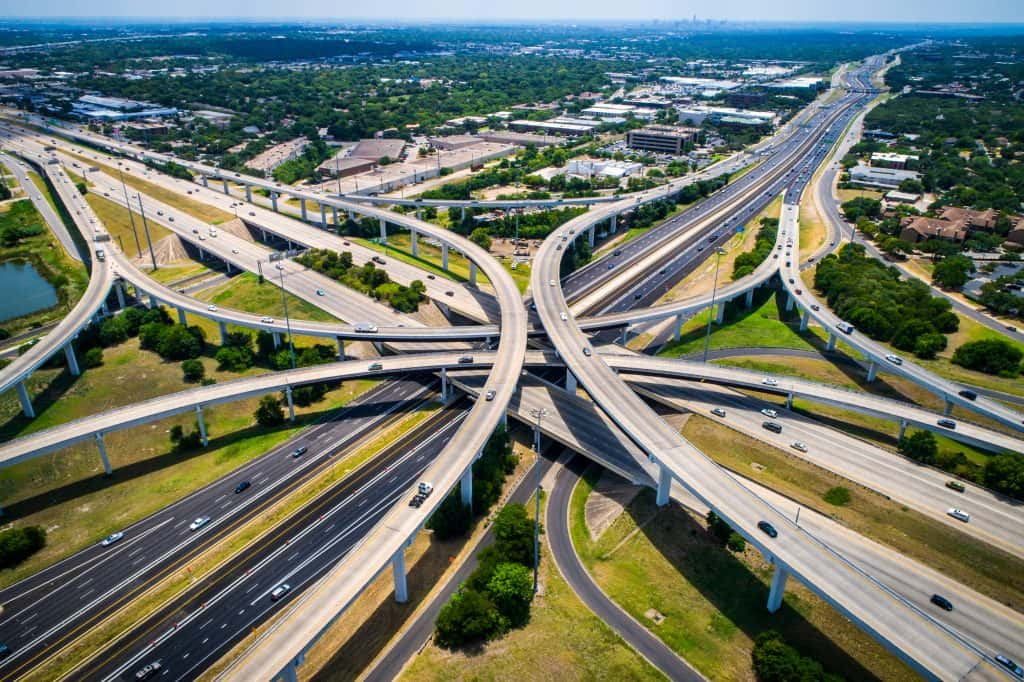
412;298;452;327
584;470;642;541
644;608;665;625
216;217;256;243
132;233;190;267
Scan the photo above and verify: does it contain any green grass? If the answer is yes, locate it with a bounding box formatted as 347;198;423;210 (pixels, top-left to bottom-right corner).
86;192;172;247
569;462;917;682
145;261;213;286
353;233;485;285
0;337;378;588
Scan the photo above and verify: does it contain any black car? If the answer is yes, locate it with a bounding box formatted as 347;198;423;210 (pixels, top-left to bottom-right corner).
762;421;782;434
291;446;308;458
937;419;957;430
757;521;778;538
930;594;954;611
957;389;977;401
234;480;251;494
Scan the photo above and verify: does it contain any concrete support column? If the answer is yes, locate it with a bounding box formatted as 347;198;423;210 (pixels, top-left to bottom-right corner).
715;302;726;325
245;185;252;203
786;393;793;410
300;199;308;222
379;217;387;243
348;210;355;222
280;662;299;682
201;175;208;188
655;463;672;507
372;341;385;356
219;321;228;345
226;261;233;274
674;314;684;342
944;399;953;416
800;310;809;332
320;204;327;229
95;432;112;475
461;466;473;508
178;308;187;326
610;214;617;233
222;179;229;194
460;206;466;222
826;333;837;351
566;370;577;393
16;380;35;418
469;262;477;286
410;230;418;257
745;289;754;308
441;243;449;271
272;332;281;348
441;368;449;403
588;226;595;248
767;564;790;613
64;342;80;376
392;548;409;603
332;207;338;227
271;192;279;212
500;409;507;429
336;337;345;360
785;294;794;312
199;248;206;261
285;386;295;422
866;362;877;383
115;281;126;309
195;405;209;447
620;327;629;344
149;293;159;310
100;300;109;317
898;419;907;441
533;424;542;454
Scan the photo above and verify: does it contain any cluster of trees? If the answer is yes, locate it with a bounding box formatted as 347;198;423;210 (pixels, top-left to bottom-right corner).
0;525;46;569
952;339;1022;378
752;630;843;682
271;138;332;185
706;510;746;553
462;207;587;244
295;248;425;313
978;275;1024;319
434;503;537;648
899;429;1024;498
814;244;958;358
732;216;778;279
0;200;45;247
931;255;974;290
74;306;205;367
429;427;518;540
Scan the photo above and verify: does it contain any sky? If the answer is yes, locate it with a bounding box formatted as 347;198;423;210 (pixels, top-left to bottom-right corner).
0;0;1021;23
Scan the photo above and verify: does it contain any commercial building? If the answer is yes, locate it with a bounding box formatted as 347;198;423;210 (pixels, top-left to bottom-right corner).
428;135;482;151
626;125;700;155
676;105;775;127
581;103;637;119
566;159;642;179
478;131;561;147
350;138;406;162
245;137;309;174
871;152;919;170
317;156;376;178
849;164;921;189
509;118;600;136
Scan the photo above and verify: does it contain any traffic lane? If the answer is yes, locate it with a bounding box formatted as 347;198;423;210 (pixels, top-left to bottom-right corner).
91;409;468;682
625;377;1024;558
2;154;83;260
0;377;435;677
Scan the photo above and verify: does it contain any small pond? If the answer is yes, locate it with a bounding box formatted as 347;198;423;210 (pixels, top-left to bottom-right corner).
0;260;58;323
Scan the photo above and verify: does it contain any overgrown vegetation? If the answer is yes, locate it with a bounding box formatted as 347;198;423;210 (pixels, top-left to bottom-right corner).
752;630;844;682
732;216;778;278
0;525;46;570
0;199;45;246
952;339;1022;378
898;429;1024;499
295;248;425;313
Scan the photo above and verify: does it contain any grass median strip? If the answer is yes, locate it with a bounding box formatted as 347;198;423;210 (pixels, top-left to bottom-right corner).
25;401;442;682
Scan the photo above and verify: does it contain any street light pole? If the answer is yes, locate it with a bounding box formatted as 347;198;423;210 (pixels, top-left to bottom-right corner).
136;194;158;271
118;167;142;258
278;265;297;369
702;247;728;363
529;406;548;594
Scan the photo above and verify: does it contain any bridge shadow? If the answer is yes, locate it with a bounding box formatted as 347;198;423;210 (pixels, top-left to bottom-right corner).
622;484;885;682
0;397;424;523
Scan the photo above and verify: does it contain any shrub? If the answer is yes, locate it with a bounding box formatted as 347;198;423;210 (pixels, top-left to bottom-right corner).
726;532;746;552
705;510;732;543
255;395;285;427
752;630;843;682
983;451;1024;500
181;359;205;383
0;526;46;569
823;486;851;506
82;347;103;368
898;430;938;465
434;588;507;649
485;562;534;628
215;345;255;372
952;339;1023;377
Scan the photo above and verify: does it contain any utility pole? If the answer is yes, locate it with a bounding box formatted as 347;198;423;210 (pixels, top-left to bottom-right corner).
119;166;142;257
529;406;548;594
278;265;297;369
136;194;158;271
702;247;727;363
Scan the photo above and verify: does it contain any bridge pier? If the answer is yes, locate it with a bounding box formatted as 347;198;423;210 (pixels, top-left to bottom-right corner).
745;289;754;308
199;248;206;261
655;463;672;507
196;405;209;447
588;226;595;248
610;214;617;233
64;342;80;376
416;208;422;221
279;657;302;682
469;262;477;286
392;548;409;603
460;206;466;222
441;368;449;403
674;314;684;342
441;243;449;271
16;380;35;418
715;302;726;325
899;419;907;441
566;370;577;393
372;341;386;356
866;361;877;383
273;331;282;348
177;308;187;326
332;206;339;228
95;432;112;475
461;466;473;508
201;176;208;188
300;199;308;222
320;204;327;229
114;281;126;309
219;321;228;344
767;564;790;613
826;333;837;351
944;399;953;416
100;300;109;317
245;185;252;203
284;387;295;422
620;326;629;344
410;229;418;257
379;217;387;243
785;294;794;312
336;337;345;360
271;192;278;212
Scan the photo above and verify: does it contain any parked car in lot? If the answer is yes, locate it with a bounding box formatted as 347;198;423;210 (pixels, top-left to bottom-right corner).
947;507;970;523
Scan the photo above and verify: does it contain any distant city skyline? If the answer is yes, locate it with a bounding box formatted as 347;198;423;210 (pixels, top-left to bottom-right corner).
0;0;1022;23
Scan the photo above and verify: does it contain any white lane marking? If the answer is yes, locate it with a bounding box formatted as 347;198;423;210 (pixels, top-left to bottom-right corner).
287;552;299;562
79;588;94;600
198;618;212;630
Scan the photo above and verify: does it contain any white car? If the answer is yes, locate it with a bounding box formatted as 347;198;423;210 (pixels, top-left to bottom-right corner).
261;316;274;324
947;508;970;523
275;263;285;270
207;305;217;312
232;248;240;254
189;516;211;531
761;408;779;419
549;279;556;286
790;441;808;453
101;532;124;546
559;312;568;321
761;377;778;387
270;583;291;601
885;354;903;365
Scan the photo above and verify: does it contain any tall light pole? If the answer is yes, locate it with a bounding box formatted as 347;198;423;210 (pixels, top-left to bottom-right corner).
529;406;548;594
135;194;158;271
702;247;728;363
277;264;297;369
118;166;142;258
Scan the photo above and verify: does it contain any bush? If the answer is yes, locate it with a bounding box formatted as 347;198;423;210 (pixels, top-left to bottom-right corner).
485;562;534;628
983;451;1024;500
181;359;205;383
255;395;285;427
823;486;851;506
80;346;103;368
705;510;733;543
0;526;47;569
898;430;938;465
752;630;843;682
215;345;255;372
434;588;507;649
726;532;746;552
952;339;1023;377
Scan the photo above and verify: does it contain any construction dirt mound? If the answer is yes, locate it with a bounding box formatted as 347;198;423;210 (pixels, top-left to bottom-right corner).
132;234;190;267
217;218;256;243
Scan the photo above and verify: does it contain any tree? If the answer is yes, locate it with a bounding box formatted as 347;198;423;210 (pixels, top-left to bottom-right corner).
914;332;948;359
952;339;1022;377
983;451;1024;499
469;227;492;251
434;588;507;649
485;562;534;628
182;359;205;383
255;395;285;427
705;510;732;543
0;526;47;570
898;430;938;465
490;503;537;567
82;347;103;368
932;255;974;289
752;630;842;682
215;345;255;372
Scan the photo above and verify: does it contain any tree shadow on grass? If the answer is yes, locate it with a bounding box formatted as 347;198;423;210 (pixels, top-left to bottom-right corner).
628;488;886;682
1;396;425;523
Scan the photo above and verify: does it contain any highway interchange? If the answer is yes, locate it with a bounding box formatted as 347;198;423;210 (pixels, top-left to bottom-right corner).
0;49;1022;681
